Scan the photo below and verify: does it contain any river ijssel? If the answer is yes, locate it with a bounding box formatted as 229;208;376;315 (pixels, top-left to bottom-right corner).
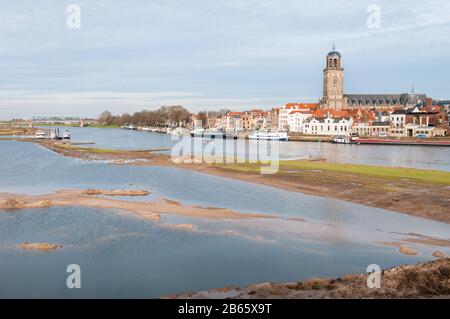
0;129;449;298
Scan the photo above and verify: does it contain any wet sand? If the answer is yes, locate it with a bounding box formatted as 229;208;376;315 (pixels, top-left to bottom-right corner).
0;189;276;221
380;242;419;256
19;242;63;251
82;189;151;196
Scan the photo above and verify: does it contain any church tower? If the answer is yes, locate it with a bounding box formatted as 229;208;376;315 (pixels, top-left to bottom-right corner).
321;45;346;110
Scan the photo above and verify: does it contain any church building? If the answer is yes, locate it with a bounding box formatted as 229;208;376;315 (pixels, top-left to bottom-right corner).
319;46;427;110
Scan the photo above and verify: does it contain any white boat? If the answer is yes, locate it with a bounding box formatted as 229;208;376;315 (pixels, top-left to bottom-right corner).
62;130;71;140
331;135;352;144
121;125;136;130
171;127;187;136
202;129;225;139
248;131;289;141
190;128;205;138
35;131;46;139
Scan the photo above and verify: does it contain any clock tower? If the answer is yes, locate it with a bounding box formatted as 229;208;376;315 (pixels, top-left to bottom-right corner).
321;45;346;110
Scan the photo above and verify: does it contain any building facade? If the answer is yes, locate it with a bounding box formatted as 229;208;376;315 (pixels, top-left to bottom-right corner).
303;116;353;136
288;110;313;133
319;46;428;110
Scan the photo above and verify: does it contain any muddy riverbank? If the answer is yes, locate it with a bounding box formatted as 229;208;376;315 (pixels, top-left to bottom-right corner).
30;140;450;224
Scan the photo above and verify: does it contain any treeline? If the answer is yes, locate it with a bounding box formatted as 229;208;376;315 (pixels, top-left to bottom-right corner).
98;106;232;128
97;106;191;127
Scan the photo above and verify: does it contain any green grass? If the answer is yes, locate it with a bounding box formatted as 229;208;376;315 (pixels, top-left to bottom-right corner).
55;144;120;154
216;160;450;185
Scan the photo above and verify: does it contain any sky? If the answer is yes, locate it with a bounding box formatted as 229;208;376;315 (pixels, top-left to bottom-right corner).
0;0;449;119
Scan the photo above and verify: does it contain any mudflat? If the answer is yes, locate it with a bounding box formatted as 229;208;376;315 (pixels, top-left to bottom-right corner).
0;189;275;221
33;140;450;224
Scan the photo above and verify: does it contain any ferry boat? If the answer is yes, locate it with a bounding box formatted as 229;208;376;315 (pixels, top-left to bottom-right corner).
331;135;354;144
248;131;289;141
190;128;229;139
62;130;71;140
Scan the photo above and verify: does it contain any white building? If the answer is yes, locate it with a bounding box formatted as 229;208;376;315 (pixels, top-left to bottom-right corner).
278;103;318;131
225;112;243;132
278;106;296;131
303;116;353;136
287;110;313;133
390;110;409;129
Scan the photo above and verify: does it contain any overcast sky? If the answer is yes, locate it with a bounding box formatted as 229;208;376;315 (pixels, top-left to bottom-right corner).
0;0;449;119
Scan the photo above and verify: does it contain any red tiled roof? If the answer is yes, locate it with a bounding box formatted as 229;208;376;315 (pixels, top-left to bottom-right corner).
289;109;313;115
285;103;319;110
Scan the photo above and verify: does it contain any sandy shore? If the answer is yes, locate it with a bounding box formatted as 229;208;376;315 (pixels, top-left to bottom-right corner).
0;189;276;221
164;258;450;299
19;242;63;251
81;189;151;196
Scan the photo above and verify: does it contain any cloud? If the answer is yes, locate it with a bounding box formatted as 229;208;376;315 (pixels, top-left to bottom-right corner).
0;0;449;118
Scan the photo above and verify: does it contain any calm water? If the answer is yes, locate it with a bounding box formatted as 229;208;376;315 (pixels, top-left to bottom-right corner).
0;136;449;298
62;127;450;171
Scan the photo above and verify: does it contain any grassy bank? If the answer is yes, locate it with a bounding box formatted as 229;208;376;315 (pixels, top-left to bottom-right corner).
216;160;450;186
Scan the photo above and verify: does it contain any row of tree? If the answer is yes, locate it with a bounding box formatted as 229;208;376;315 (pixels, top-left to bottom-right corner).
97;106;191;127
98;106;232;128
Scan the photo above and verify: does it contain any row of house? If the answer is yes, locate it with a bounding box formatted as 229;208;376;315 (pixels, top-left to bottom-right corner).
192;102;449;138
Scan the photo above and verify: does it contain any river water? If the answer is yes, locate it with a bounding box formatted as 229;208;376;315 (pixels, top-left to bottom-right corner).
0;130;449;298
64;127;450;171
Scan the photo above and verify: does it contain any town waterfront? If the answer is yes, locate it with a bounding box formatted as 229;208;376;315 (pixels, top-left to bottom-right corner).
0;132;449;298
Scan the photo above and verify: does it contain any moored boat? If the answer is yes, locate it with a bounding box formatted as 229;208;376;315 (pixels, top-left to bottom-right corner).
62;130;71;140
248;131;289;141
121;125;137;130
331;135;355;144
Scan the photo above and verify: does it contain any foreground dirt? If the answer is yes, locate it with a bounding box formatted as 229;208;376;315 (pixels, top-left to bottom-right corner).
165;258;450;299
28;140;450;224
